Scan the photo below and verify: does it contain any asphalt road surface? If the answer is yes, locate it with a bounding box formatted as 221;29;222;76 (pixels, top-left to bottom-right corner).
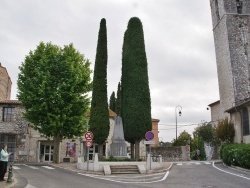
11;161;250;188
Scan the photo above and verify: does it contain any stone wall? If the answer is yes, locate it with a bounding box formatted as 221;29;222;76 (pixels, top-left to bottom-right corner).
150;145;190;162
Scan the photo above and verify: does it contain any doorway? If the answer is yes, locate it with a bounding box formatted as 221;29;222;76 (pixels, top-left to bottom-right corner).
40;144;54;162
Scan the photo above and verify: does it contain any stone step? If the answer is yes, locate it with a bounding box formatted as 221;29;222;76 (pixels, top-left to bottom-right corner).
110;165;140;174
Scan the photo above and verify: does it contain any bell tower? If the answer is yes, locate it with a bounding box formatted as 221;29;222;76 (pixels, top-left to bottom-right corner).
210;0;250;115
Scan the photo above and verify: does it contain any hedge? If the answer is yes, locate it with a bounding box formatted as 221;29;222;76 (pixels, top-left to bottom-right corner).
220;143;250;169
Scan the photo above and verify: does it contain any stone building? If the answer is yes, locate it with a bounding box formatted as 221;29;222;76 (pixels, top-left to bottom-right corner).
209;0;250;143
0;63;12;100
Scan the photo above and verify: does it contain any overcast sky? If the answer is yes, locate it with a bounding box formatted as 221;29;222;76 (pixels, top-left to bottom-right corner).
0;0;219;142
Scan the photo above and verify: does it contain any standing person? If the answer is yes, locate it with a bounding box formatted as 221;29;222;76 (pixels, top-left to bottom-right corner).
0;145;11;181
196;148;201;160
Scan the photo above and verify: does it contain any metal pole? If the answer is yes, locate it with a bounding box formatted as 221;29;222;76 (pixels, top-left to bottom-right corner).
149;145;151;170
87;147;89;171
175;108;177;141
175;105;182;141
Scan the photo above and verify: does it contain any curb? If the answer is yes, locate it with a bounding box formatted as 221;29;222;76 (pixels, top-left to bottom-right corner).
2;177;17;188
50;162;173;175
222;162;250;174
146;162;173;174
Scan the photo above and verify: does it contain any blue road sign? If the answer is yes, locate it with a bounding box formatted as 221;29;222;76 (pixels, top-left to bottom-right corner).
145;131;154;141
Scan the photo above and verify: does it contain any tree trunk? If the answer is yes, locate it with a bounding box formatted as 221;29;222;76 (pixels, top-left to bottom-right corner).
135;140;140;161
53;134;62;164
130;143;135;159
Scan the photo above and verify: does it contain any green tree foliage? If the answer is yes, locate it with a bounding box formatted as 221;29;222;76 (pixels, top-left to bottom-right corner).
121;17;152;160
115;82;121;116
89;18;110;158
109;91;116;112
172;130;192;146
216;118;235;143
17;42;92;163
194;123;215;143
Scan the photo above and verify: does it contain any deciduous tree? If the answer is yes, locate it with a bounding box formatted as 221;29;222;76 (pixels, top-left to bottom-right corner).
17;42;92;163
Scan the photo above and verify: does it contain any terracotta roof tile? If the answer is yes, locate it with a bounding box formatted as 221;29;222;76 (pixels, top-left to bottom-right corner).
0;100;21;104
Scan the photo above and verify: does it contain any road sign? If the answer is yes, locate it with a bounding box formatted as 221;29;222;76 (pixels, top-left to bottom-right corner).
144;140;155;145
84;131;94;141
145;131;154;141
85;140;92;148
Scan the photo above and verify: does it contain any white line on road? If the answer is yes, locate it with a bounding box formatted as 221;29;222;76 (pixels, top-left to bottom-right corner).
25;184;39;188
12;166;20;170
78;171;170;184
177;163;182;165
42;166;55;169
212;162;250;181
28;166;39;169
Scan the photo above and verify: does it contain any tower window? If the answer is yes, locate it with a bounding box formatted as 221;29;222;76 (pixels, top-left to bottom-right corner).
236;0;243;14
215;0;220;21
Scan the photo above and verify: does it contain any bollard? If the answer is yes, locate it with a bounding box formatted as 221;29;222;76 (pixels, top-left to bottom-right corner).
7;164;13;183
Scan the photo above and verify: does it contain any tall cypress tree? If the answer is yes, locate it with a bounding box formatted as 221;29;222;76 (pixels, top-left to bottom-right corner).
121;17;152;160
89;18;109;158
109;91;116;112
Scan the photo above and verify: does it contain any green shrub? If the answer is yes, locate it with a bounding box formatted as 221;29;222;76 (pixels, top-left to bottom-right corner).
100;156;136;162
220;143;250;169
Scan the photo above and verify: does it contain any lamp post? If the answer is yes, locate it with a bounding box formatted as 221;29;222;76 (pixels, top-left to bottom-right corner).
175;105;182;141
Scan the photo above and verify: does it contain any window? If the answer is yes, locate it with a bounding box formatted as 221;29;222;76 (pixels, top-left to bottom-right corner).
215;0;220;22
236;0;243;14
242;107;249;135
2;107;15;122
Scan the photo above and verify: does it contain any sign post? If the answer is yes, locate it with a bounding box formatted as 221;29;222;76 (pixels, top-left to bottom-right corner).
84;131;94;171
145;131;154;170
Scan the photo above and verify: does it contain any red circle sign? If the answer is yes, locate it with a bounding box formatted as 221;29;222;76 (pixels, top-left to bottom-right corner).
85;140;92;148
145;131;154;141
84;131;94;140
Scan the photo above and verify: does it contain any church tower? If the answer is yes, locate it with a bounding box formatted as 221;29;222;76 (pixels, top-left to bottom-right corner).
210;0;250;114
210;0;250;143
0;63;12;100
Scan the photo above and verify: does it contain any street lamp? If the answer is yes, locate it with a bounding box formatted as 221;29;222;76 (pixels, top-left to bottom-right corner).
175;105;182;141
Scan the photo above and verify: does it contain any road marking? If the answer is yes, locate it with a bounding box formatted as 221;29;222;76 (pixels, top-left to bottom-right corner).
12;166;20;170
78;171;169;184
177;163;182;165
42;166;55;169
212;162;250;181
25;184;38;188
28;166;39;169
204;162;211;165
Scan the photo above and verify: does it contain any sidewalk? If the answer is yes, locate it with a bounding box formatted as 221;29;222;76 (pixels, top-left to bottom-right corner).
50;161;173;175
0;176;16;188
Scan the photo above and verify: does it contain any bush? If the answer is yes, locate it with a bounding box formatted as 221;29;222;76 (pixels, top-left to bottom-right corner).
100;156;137;162
220;143;250;169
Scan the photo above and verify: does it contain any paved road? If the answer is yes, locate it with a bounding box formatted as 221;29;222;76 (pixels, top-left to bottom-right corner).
167;161;250;188
11;161;250;188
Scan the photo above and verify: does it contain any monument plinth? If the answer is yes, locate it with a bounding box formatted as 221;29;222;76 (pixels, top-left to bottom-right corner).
110;116;127;158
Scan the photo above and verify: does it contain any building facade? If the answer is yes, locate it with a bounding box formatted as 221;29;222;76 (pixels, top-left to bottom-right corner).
209;0;250;143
